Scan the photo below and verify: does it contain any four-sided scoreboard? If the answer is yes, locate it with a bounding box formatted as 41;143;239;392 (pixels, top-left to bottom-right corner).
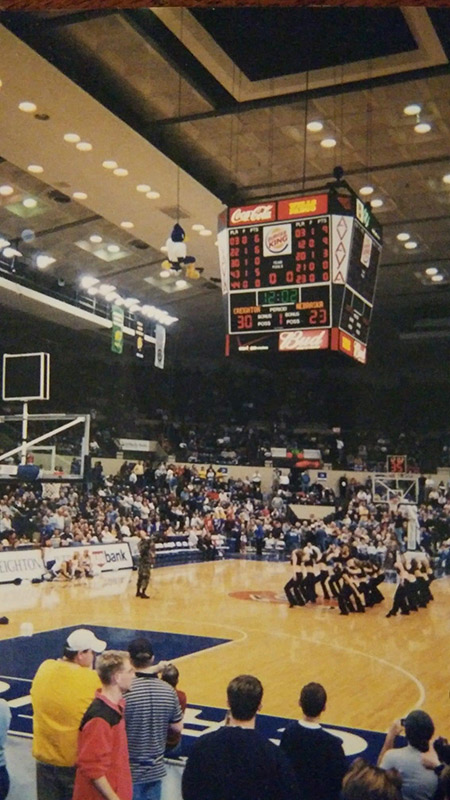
217;186;382;363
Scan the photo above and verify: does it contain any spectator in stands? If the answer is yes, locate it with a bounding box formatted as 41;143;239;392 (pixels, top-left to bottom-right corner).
31;628;106;800
378;710;438;800
182;674;297;800
161;664;187;756
342;757;402;800
0;696;11;800
125;637;183;800
280;681;346;800
72;650;134;800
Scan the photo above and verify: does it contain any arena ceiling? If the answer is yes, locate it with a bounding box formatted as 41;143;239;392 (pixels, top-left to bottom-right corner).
0;7;449;372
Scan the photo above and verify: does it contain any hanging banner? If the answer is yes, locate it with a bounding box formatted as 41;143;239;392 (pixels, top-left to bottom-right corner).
135;319;145;360
111;305;124;354
154;323;166;370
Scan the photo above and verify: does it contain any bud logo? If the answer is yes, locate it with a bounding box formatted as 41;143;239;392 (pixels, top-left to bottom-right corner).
229;204;275;226
263;224;291;257
279;329;329;351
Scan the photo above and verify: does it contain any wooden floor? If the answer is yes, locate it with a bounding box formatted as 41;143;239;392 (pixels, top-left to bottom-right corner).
1;559;449;735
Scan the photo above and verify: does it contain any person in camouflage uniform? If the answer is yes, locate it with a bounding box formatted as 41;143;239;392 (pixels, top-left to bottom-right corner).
136;532;155;599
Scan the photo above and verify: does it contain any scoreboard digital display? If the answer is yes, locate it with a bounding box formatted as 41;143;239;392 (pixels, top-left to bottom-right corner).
218;187;382;364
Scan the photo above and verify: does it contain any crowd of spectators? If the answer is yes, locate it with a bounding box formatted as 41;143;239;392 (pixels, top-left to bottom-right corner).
21;630;450;800
0;462;448;583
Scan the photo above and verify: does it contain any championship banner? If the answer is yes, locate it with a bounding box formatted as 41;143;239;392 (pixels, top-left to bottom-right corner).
111;304;124;354
135;319;145;360
154;323;166;370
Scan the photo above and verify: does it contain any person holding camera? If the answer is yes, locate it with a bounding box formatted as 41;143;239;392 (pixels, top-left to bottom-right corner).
377;710;438;800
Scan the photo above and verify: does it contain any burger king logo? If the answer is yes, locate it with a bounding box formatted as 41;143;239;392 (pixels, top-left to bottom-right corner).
263;224;292;258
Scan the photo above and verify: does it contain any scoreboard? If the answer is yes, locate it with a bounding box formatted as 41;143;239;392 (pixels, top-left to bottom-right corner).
218;187;382;363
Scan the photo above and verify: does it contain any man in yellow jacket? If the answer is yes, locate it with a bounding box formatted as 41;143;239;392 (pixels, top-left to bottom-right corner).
31;628;106;800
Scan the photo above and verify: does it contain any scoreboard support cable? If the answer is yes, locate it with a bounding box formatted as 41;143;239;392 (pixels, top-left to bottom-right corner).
218;185;382;364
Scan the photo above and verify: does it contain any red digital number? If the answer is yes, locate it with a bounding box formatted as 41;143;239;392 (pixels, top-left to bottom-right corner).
237;314;253;330
286;270;294;283
296;275;307;284
309;308;328;325
254;257;261;266
322;272;329;281
269;273;277;285
309;274;316;282
308;262;315;271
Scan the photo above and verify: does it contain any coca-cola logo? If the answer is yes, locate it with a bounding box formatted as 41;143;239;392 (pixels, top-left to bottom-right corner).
279;329;329;351
230;204;275;225
266;226;289;254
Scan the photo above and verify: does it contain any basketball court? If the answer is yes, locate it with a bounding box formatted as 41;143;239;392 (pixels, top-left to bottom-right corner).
0;557;448;797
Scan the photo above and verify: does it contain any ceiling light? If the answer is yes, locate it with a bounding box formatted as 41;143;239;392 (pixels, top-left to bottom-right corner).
359;186;374;196
199;229;212;236
22;197;37;209
0;185;14;196
160;246;168;253
431;274;444;282
102;160;118;169
113;167;128;177
72;191;88;200
370;198;383;208
98;283;117;296
128;303;140;313
192;224;205;231
19;101;37;113
27;165;43;173
397;232;410;241
0;238;10;249
404;103;422;116
160;270;170;278
146;191;160;199
87;286;98;296
175;279;188;288
123;297;139;308
307;121;323;132
80;276;99;290
113;296;125;306
442;174;450;185
90;235;102;244
76;142;92;152
414;122;431;134
214;241;219;247
3;247;22;258
64;133;81;143
425;267;438;276
404;241;418;249
36;254;56;269
107;244;120;253
136;184;151;193
165;316;178;326
120;221;134;229
320;138;336;148
105;291;120;302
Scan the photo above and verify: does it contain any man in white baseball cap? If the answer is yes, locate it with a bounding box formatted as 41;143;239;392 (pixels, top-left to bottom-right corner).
31;628;107;800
